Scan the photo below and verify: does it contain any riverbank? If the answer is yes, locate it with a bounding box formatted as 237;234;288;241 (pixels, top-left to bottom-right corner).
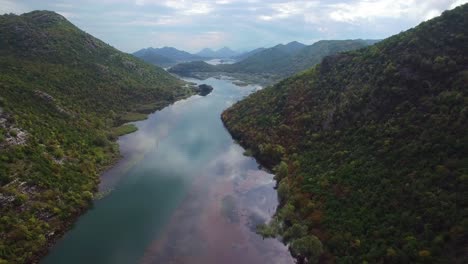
30;91;196;264
41;77;293;264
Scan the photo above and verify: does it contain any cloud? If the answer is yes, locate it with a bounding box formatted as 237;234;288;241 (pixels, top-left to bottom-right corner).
57;11;79;19
328;0;465;23
451;0;468;8
5;0;464;53
135;0;214;15
148;31;229;51
0;0;28;14
125;16;189;26
329;0;416;23
258;1;319;21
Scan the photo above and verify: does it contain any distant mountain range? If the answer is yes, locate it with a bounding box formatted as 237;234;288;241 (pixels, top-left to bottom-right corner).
133;46;245;67
169;40;379;84
133;47;204;67
196;47;239;58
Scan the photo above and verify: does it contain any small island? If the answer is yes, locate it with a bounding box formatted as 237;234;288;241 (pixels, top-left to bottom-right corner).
195;84;214;96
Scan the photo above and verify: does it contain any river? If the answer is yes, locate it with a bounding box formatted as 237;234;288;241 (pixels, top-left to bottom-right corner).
42;77;294;264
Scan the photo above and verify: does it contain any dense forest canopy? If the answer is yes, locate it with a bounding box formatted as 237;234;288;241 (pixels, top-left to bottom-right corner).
0;10;193;263
222;4;468;263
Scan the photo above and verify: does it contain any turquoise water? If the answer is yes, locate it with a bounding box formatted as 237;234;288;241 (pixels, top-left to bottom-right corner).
42;77;293;264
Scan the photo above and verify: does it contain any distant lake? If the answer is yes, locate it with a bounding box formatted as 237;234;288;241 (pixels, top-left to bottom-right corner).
205;58;236;65
42;77;293;264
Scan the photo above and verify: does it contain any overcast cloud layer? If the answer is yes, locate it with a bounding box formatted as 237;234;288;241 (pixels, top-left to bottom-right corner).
1;0;467;53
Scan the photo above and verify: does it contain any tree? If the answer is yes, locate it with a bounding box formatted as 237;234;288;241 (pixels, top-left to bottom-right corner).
290;235;324;263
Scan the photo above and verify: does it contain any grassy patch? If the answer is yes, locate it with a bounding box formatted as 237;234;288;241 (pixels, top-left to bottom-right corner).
119;112;148;123
112;124;138;136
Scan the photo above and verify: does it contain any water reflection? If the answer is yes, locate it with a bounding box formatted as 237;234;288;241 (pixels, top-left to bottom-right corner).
42;78;293;264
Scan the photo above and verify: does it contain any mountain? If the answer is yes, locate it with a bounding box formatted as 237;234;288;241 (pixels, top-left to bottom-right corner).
133;46;202;66
215;47;238;58
196;46;238;58
233;47;267;61
133;50;176;66
273;41;307;54
229;40;369;76
169;40;375;85
0;10;193;263
196;48;217;57
168;61;218;79
222;5;467;263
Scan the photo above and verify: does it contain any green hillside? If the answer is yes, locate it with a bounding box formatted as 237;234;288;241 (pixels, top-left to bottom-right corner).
132;50;176;67
168;61;219;79
222;5;467;264
0;11;193;263
169;39;374;85
133;46;204;67
228;40;373;77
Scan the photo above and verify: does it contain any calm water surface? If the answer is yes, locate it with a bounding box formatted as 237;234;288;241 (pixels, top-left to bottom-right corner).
42;77;294;264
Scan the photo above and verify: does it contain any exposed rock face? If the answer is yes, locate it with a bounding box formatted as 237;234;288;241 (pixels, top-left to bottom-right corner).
196;84;214;96
34;90;72;116
0;108;28;147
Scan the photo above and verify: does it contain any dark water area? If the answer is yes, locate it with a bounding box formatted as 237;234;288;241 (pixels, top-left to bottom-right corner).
42;77;294;264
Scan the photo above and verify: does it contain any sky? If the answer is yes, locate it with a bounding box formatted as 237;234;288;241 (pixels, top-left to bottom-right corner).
1;0;467;53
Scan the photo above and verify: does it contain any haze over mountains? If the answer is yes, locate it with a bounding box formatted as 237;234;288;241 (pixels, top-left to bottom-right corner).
133;46;243;67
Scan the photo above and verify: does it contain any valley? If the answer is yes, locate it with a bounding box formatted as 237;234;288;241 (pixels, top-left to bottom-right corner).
0;2;467;264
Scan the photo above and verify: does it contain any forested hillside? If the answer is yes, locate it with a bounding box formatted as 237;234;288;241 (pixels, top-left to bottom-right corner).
222;5;467;263
169;40;375;85
0;11;193;263
226;40;366;76
133;46;203;67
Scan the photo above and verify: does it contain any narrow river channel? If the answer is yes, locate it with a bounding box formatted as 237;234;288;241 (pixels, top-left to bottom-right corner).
42;77;294;264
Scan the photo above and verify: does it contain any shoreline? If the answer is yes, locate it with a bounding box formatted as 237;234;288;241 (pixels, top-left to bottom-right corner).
33;92;196;264
220;112;297;261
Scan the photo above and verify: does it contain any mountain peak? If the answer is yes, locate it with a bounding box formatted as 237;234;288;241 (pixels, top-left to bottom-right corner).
286;41;305;46
21;10;67;25
132;46;201;66
271;41;306;55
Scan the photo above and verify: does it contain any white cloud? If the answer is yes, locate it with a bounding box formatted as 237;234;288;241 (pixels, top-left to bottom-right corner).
0;0;28;14
135;0;214;15
424;9;441;20
57;12;79;19
182;3;213;14
327;0;462;24
216;0;232;4
148;31;229;52
125;16;188;26
258;1;319;21
4;0;464;53
258;15;273;21
329;0;416;23
450;0;468;8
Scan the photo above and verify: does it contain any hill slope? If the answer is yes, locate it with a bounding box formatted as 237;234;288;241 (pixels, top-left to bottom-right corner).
228;40;370;77
232;47;267;61
133;46;202;66
0;10;193;263
222;5;467;263
169;40;374;85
